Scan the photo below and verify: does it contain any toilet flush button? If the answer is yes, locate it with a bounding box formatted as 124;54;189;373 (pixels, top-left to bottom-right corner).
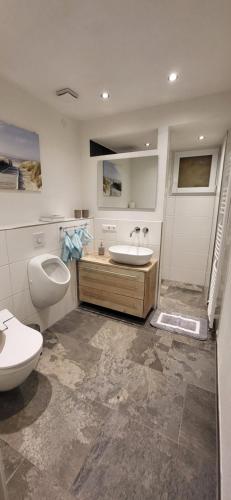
33;232;45;248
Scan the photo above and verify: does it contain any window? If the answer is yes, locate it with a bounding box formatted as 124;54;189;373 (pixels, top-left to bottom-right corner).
172;149;218;194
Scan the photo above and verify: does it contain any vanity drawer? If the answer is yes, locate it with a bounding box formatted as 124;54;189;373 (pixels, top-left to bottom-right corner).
79;285;144;317
79;262;144;299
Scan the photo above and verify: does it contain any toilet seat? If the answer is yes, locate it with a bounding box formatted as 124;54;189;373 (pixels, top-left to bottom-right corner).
0;309;43;370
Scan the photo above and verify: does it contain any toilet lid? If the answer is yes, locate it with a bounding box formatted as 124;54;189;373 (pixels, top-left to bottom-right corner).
0;312;43;369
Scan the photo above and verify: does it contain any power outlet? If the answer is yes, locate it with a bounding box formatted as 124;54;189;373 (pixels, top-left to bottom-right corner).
102;224;117;233
33;232;45;248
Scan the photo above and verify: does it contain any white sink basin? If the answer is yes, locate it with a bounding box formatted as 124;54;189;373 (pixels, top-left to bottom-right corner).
109;245;153;266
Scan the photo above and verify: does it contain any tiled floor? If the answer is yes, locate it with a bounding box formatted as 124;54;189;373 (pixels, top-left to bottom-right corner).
0;281;217;499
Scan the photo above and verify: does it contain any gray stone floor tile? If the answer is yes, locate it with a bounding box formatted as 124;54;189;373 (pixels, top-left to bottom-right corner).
164;340;216;392
0;372;110;491
0;439;24;482
0;281;217;499
48;308;107;343
168;444;217;500
43;328;102;374
126;327;172;372
79;357;185;442
71;410;178;500
7;457;75;500
179;384;216;459
147;326;215;353
119;367;186;442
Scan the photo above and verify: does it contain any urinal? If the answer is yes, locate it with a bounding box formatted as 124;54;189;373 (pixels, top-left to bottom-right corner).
28;254;70;308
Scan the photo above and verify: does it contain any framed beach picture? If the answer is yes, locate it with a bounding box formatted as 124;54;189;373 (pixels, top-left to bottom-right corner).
103;160;122;197
0;121;42;191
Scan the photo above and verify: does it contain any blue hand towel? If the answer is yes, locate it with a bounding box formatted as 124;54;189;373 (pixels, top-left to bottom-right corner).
80;227;94;245
62;232;74;263
71;230;83;260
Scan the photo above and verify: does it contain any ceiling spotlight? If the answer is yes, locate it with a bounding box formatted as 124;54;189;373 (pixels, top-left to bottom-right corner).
168;72;178;82
100;91;110;100
145;142;150;147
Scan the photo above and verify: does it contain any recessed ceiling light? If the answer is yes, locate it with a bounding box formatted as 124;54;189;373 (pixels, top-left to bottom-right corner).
100;91;110;100
168;72;178;82
199;135;205;141
145;142;150;147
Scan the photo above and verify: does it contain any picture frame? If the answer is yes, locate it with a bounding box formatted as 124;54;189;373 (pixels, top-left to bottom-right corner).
0;121;42;192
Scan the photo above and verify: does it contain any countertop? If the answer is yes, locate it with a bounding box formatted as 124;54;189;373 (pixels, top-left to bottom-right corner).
80;253;158;272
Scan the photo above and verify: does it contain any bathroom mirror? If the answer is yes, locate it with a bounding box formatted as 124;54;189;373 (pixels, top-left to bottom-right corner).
97;155;158;210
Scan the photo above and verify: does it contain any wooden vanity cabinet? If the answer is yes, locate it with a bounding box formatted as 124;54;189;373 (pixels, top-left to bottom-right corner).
78;254;157;318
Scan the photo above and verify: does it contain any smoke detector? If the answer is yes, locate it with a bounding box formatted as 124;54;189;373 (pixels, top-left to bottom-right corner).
56;88;79;99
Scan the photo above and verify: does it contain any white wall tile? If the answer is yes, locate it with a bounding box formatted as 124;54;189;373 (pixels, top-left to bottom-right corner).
9;260;28;294
6;224;59;263
161;194;215;285
0;231;8;267
170;266;205;286
146;244;160;259
165;196;175;216
0;296;13;313
94;218;162;248
162;265;171;280
172;234;210;255
171;249;208;271
12;290;28;322
175;196;215;218
94;219;119;243
173;216;212;238
140;222;162;246
94;239;117;253
0;266;12;301
161;216;174;271
2;221;82;330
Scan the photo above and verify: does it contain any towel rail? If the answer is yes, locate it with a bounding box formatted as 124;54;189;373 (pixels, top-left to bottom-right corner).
59;222;88;232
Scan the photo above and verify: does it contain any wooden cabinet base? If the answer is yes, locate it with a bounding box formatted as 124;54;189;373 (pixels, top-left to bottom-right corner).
78;254;158;318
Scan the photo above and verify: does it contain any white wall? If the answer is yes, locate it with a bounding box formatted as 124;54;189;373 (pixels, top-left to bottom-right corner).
79;92;231;264
0;75;82;225
93;218;161;258
80;126;169;221
162;194;215;285
161;150;217;286
217;243;231;500
0;219;94;332
80;125;168;257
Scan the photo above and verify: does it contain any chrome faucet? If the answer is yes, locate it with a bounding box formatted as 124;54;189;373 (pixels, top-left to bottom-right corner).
142;227;149;236
130;226;140;237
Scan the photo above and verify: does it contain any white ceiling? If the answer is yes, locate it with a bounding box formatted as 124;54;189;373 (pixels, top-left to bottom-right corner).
1;0;231;120
93;122;225;153
170;122;227;151
93;130;158;152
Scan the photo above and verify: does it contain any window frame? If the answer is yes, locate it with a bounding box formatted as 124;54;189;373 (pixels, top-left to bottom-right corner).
172;148;219;194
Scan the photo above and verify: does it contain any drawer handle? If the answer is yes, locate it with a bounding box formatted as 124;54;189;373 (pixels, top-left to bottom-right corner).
81;267;137;280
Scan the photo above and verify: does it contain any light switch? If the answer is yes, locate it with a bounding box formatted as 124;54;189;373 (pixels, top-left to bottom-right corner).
33;232;45;248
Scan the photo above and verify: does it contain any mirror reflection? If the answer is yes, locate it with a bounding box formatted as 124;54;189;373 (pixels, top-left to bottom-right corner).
97;155;158;210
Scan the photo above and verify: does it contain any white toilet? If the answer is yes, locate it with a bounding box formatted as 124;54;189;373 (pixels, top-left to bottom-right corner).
0;309;43;391
28;253;70;309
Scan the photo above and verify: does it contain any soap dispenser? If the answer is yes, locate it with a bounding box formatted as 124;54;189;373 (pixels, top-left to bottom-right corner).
98;241;105;256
